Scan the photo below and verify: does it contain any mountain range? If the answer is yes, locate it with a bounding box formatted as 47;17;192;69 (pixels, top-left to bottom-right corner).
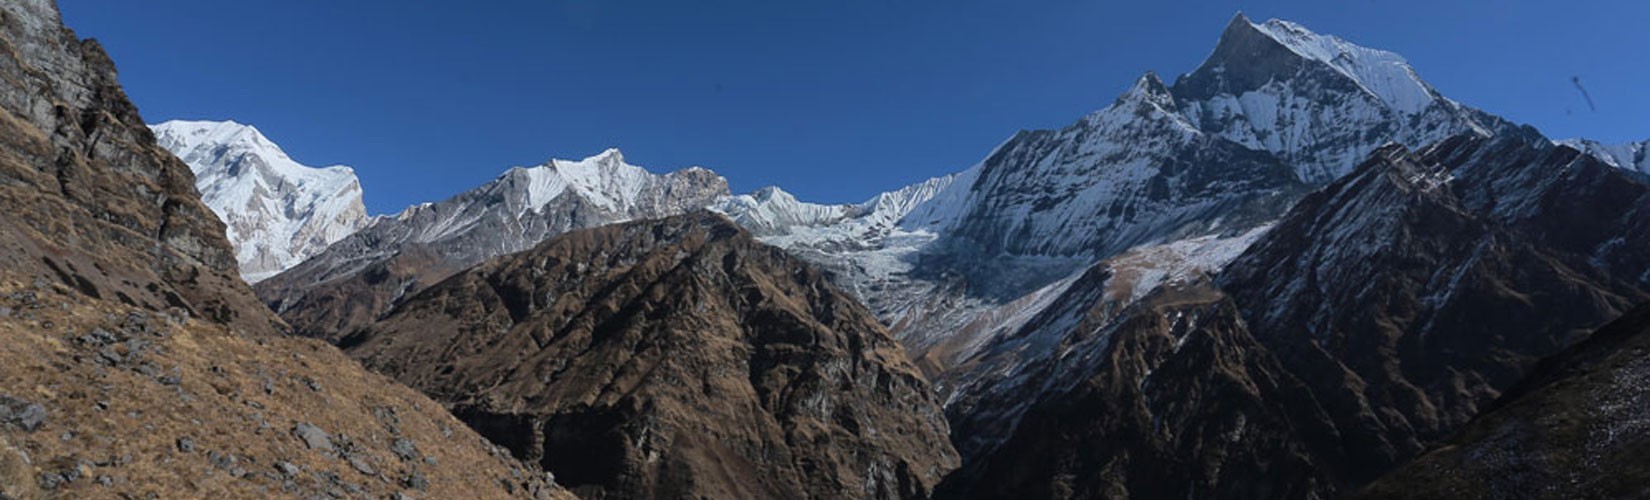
13;2;1648;498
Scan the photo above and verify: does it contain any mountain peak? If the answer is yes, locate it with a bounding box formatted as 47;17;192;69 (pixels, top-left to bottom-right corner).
591;147;625;164
1225;11;1254;34
153;119;289;163
1180;15;1438;115
149;119;370;282
1127;71;1172;101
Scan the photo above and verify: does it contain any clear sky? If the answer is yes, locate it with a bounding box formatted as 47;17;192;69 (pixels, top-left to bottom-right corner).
60;0;1650;214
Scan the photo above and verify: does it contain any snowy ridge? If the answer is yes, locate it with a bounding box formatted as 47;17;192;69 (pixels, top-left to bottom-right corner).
310;148;730;270
713;186;853;235
513;148;659;215
1249;18;1438;114
151;120;370;282
1561;138;1650;175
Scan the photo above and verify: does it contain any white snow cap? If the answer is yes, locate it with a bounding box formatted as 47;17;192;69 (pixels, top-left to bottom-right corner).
1242;14;1439;114
150;119;370;282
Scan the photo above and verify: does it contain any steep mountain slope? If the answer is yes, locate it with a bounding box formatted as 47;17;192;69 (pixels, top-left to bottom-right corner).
255;148;728;341
1220;134;1650;472
1353;304;1650;500
905;73;1305;298
151;119;370;283
0;2;568;497
346;212;959;499
939;283;1344;500
941;132;1650;499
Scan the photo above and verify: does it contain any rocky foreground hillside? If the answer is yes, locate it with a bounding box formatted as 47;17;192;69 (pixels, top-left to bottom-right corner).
0;1;568;497
347;212;959;499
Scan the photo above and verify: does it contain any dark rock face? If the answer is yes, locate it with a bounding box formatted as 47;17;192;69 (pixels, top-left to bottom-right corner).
1353;304;1650;500
0;0;278;334
348;212;959;499
938;283;1345;500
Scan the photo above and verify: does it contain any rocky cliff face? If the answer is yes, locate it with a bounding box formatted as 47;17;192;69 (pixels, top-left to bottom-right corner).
0;2;569;497
151;119;371;283
256;148;730;341
0;0;274;335
347;212;959;499
1352;303;1650;499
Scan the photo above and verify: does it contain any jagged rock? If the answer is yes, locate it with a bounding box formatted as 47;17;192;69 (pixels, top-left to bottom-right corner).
390;439;418;461
346;454;375;476
0;396;46;432
291;423;334;453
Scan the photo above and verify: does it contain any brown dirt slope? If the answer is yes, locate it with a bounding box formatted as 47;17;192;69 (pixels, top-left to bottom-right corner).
348;211;959;499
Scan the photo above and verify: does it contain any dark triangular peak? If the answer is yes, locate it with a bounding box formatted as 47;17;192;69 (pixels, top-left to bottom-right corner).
1113;70;1177;111
1171;12;1354;101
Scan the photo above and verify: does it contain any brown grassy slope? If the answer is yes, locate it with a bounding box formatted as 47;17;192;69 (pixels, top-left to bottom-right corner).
0;1;572;497
0;275;571;499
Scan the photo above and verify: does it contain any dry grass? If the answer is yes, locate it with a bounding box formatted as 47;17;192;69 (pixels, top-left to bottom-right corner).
0;275;573;499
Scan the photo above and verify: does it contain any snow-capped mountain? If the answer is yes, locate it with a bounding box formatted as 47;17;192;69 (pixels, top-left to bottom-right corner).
257;13;1542;377
942;133;1650;499
151;120;370;282
1173;14;1515;183
1561;137;1650;175
255;148;729;340
718;14;1513;356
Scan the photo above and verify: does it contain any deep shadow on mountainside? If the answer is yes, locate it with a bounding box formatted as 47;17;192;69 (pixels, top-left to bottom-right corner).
346;211;959;499
1352;304;1650;500
0;1;569;497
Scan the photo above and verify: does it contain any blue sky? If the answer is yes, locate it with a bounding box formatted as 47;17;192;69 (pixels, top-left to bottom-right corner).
61;0;1650;214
